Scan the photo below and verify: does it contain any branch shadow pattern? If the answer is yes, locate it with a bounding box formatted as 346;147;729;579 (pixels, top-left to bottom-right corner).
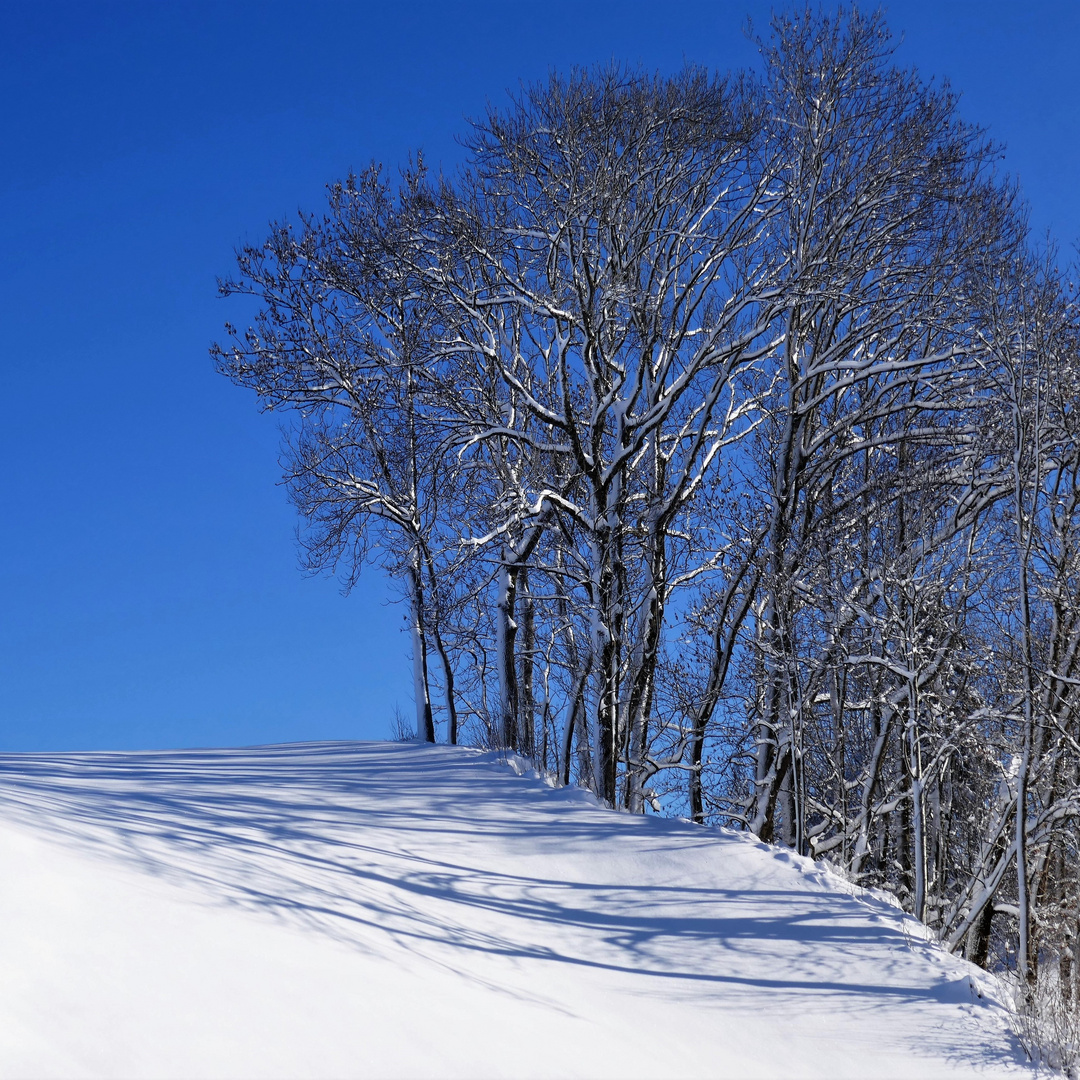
0;741;1017;1066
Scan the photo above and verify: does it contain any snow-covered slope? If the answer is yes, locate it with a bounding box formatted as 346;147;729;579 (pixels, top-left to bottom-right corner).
0;741;1033;1078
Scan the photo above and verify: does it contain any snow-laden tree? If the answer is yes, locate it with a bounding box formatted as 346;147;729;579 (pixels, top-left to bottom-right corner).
215;5;1080;993
213;166;471;744
421;64;786;807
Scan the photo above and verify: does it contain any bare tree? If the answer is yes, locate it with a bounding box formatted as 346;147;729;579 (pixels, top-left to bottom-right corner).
213;9;1080;1006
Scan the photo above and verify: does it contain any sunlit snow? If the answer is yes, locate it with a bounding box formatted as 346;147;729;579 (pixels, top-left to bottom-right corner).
0;742;1036;1078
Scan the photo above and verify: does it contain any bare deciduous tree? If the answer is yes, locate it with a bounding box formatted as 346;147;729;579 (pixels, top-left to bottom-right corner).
214;9;1080;1014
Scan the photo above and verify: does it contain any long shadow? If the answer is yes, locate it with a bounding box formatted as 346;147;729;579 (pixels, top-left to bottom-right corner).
0;740;1016;1068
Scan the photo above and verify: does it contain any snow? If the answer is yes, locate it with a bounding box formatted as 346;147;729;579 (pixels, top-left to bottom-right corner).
0;741;1037;1079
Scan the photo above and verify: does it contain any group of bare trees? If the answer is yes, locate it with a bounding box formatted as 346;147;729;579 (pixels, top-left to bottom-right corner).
215;10;1080;990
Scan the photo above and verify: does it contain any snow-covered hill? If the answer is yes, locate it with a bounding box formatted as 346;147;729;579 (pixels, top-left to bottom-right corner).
0;742;1035;1078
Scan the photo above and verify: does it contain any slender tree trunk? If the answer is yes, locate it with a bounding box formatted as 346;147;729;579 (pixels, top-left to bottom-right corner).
432;626;458;745
519;566;536;758
408;556;435;743
562;666;588;787
496;555;519;751
908;678;928;923
1012;379;1041;992
592;496;622;807
419;542;458;745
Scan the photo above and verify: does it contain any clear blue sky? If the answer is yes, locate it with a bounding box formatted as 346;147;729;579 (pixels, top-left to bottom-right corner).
2;1;1077;751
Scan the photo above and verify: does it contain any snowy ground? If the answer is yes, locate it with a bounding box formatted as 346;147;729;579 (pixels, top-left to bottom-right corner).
0;741;1038;1078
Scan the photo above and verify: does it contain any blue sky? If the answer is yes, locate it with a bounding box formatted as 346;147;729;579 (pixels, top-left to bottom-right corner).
2;1;1077;751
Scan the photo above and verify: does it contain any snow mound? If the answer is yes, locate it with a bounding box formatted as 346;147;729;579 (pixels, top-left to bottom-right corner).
0;741;1035;1078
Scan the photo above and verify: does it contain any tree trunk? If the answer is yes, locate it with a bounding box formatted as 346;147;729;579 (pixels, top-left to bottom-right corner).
408;557;435;743
496;556;519;751
519;566;536;759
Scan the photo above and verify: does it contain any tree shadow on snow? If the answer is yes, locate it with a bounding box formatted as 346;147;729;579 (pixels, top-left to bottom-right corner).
0;741;1019;1070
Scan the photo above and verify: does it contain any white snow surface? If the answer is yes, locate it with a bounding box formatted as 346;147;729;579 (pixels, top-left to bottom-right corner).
0;740;1036;1079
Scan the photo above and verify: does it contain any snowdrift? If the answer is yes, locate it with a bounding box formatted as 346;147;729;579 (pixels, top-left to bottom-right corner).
0;741;1035;1078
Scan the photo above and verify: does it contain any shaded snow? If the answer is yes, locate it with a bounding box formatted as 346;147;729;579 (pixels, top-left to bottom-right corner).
0;741;1036;1078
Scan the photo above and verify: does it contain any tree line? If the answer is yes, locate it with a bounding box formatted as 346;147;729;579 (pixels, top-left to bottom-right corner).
214;9;1080;992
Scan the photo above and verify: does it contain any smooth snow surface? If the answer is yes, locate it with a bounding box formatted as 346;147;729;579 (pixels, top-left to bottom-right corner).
0;741;1035;1078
